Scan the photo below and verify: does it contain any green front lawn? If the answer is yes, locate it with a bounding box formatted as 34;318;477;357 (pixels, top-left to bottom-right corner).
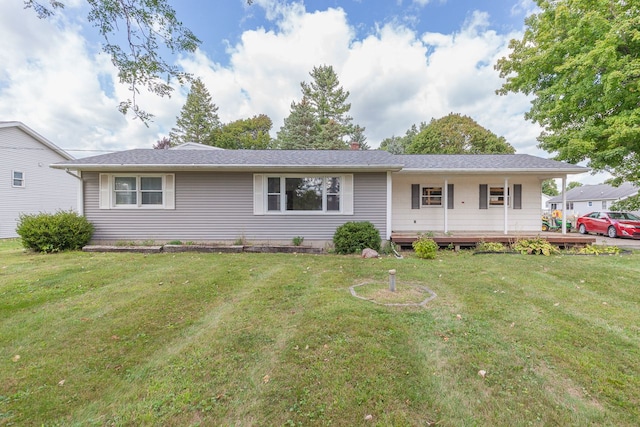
1;239;639;426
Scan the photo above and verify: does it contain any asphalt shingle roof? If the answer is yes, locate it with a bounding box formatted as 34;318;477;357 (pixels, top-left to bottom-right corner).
52;149;588;174
397;154;586;172
548;182;638;203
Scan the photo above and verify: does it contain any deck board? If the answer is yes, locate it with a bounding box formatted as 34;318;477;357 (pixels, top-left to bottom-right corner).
391;232;596;249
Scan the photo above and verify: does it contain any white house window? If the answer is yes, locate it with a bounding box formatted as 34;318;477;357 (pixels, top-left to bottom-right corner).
100;174;174;209
489;186;510;207
12;171;25;188
267;176;341;212
421;186;442;206
256;174;352;215
602;201;607;209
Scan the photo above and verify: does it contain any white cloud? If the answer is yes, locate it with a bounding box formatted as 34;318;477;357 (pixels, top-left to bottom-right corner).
0;0;575;165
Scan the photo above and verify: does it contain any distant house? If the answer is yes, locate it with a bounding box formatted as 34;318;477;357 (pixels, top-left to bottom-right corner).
52;148;587;246
1;122;78;238
547;183;639;217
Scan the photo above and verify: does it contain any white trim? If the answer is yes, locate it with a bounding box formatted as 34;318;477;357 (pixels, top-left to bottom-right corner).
503;177;509;235
77;171;84;216
11;170;25;188
386;171;392;240
99;173;175;210
253;174;265;215
444;178;449;233
561;175;567;234
255;174;354;215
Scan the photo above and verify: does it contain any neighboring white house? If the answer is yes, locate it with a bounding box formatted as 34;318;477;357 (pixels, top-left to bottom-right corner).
0;121;78;238
547;182;639;218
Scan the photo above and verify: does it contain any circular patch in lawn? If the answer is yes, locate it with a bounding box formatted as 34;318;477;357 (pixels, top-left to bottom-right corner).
350;282;436;307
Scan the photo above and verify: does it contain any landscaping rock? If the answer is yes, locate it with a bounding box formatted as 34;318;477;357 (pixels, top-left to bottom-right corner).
361;248;379;258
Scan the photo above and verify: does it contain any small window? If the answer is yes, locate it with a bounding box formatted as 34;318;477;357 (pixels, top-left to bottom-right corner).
588;201;592;207
421;186;442;206
12;171;25;188
114;175;164;207
489;186;510;207
602;201;607;209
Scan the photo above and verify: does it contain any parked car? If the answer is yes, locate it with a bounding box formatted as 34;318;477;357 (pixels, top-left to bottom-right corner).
576;211;640;239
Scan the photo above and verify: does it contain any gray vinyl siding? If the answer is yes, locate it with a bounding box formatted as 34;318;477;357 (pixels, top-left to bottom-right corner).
0;127;77;238
83;171;387;243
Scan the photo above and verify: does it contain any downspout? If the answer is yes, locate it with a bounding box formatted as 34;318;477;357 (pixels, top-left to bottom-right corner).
65;169;84;216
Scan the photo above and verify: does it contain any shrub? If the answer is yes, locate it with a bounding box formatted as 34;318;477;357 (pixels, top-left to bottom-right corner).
16;210;94;253
512;237;559;256
475;241;507;253
412;235;438;259
574;244;621;255
333;221;381;254
292;236;304;246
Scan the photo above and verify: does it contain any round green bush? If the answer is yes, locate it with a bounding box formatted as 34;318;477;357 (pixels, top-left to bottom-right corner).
16;210;94;253
412;236;438;259
333;221;381;254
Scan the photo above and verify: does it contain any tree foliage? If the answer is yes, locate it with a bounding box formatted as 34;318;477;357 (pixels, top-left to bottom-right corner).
379;123;427;154
276;65;356;150
275;98;319;149
566;181;583;192
169;78;220;146
496;0;640;208
542;179;559;196
25;0;201;123
406;113;515;154
153;136;171;149
350;125;370;150
214;115;273;149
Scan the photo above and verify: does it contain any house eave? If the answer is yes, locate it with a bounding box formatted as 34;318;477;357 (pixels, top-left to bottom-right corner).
396;167;589;175
51;163;405;173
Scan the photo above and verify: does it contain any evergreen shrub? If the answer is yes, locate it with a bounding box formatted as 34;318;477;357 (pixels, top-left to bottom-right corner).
16;210;94;253
333;221;381;254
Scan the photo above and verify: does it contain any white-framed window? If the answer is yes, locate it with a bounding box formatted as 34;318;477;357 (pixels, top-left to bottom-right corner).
602;201;607;209
99;174;175;209
254;174;353;215
489;186;510;207
421;186;442;206
12;170;25;188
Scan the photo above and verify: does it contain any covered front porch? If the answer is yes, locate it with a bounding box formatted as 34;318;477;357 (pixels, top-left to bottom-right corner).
390;231;596;250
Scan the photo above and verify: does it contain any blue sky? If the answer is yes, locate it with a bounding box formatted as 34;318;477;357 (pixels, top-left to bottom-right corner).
0;0;602;184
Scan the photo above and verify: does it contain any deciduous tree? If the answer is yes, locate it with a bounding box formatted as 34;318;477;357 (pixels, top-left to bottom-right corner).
214;115;273;149
152;136;171;149
25;0;201;123
542;179;559;196
406;113;515;154
496;0;640;208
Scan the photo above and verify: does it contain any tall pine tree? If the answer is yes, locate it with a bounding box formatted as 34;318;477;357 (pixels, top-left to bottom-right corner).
169;78;220;146
276;65;356;149
274;97;320;149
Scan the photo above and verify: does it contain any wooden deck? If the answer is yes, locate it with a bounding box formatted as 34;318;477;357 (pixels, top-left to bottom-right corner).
391;231;596;250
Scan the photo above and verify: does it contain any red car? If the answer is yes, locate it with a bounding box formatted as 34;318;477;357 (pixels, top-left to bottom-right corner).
577;211;640;239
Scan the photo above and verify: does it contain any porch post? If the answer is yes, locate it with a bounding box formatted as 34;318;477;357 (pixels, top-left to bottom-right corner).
561;175;567;234
504;177;509;235
444;178;448;233
386;171;392;240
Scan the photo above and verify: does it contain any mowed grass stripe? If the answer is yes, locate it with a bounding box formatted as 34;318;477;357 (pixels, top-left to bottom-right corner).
1;241;639;426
